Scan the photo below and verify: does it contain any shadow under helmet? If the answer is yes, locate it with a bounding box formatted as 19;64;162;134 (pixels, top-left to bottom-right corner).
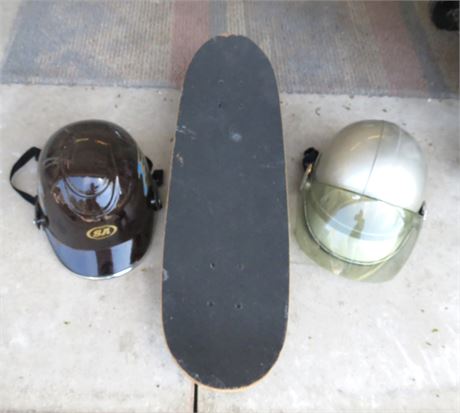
296;120;427;282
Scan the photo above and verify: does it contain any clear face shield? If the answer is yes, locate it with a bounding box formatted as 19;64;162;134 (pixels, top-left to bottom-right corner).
295;150;426;282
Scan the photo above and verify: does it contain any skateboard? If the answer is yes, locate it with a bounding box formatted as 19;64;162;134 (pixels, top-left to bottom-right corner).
163;35;289;390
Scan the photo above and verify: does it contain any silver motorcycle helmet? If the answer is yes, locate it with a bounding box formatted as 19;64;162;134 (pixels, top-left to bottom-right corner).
295;120;427;282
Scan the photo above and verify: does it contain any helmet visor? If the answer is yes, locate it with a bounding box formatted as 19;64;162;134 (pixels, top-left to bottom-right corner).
45;228;151;279
296;177;423;281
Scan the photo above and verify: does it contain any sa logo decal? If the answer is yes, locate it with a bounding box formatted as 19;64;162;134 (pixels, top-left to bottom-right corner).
86;225;118;240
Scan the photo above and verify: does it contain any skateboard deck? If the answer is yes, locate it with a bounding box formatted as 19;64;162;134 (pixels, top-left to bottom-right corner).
163;35;289;390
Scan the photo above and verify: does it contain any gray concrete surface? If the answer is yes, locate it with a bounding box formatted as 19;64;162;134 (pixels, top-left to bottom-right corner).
0;84;458;412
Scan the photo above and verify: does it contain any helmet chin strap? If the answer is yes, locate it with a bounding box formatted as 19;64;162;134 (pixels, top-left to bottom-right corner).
9;146;41;205
9;146;48;229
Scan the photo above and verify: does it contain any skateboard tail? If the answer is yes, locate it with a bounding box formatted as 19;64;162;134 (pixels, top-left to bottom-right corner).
163;312;289;390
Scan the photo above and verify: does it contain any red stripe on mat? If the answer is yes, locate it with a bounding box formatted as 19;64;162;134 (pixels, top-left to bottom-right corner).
366;1;427;95
170;1;210;88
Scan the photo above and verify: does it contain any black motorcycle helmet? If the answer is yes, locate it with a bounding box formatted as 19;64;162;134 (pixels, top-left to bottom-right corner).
10;120;163;279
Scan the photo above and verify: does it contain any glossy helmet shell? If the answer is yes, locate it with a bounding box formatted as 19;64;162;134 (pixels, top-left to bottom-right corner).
37;120;158;278
315;120;426;213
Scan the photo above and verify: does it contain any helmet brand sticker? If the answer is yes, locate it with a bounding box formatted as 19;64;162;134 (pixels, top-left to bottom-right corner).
86;225;118;240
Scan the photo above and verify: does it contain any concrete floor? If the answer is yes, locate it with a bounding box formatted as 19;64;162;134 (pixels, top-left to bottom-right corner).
0;84;458;413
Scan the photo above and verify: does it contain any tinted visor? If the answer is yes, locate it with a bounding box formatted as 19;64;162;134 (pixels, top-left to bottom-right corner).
295;178;423;282
45;228;151;279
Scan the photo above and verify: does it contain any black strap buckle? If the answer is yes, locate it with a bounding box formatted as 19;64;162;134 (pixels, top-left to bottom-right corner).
33;201;48;229
146;156;163;211
302;147;319;175
419;201;427;220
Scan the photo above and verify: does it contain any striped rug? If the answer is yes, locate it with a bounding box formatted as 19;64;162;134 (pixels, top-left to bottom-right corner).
1;1;458;97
